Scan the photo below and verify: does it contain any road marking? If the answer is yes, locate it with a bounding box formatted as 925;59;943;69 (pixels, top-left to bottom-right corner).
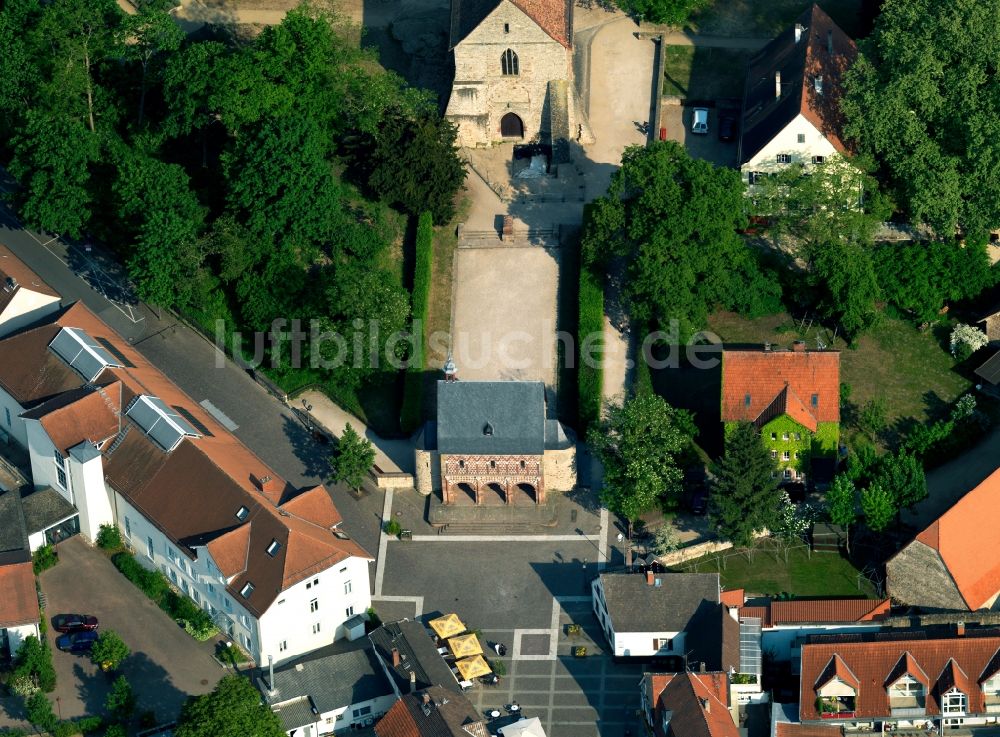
373;488;393;597
199;399;238;431
405;534;602;543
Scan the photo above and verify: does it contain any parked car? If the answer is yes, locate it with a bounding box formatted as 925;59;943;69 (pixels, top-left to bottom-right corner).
52;614;99;633
717;113;737;142
691;107;709;135
56;630;99;653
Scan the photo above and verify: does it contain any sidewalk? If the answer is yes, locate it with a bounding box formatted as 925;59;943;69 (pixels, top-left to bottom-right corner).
298;389;414;474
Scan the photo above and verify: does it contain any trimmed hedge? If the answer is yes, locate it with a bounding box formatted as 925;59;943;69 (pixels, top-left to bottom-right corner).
400;212;434;434
32;545;58;574
577;265;605;434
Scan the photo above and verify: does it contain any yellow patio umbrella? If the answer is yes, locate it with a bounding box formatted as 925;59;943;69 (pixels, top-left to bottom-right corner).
454;654;492;680
428;613;466;639
448;633;484;658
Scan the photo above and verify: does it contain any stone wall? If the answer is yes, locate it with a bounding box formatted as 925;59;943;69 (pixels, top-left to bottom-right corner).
446;0;574;147
414;448;436;496
542;445;576;492
886;540;970;611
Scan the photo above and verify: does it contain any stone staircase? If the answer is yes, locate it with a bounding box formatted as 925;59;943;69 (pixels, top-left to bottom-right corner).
435;521;549;535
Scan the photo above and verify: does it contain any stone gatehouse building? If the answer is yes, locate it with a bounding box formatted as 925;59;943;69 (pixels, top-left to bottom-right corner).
414;380;576;503
446;0;585;147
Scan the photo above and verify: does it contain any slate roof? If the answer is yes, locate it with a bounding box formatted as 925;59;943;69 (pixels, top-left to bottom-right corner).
975;351;1000;386
720;348;840;427
685;603;741;674
369;619;462;694
436;381;546;455
20;487;77;535
0;489;30;561
375;686;487;737
599;572;720;634
261;645;394;731
645;672;737;737
799;633;1000;721
897;466;1000;610
449;0;571;50
739;4;857;165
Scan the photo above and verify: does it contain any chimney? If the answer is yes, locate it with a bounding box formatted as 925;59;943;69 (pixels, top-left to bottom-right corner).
409;670;417;692
794;23;804;43
444;355;457;382
646;570;655;586
699;661;706;673
267;655;276;697
702;698;711;713
422;692;431;705
391;647;401;667
827;29;833;54
957;621;966;637
775;71;782;100
253;474;276;494
764;342;771;351
792;340;806;352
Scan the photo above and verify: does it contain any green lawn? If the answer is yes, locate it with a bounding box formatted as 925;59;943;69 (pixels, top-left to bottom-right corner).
662;46;752;99
674;541;876;597
688;0;866;39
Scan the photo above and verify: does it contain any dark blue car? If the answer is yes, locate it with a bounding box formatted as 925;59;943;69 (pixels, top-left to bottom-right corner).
56;630;99;653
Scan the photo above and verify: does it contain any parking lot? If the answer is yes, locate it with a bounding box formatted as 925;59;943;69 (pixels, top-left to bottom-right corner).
663;102;740;168
38;537;224;723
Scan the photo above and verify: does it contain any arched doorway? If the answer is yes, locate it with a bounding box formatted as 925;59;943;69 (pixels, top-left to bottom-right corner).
511;483;536;505
500;112;524;139
456;483;477;504
484;482;507;505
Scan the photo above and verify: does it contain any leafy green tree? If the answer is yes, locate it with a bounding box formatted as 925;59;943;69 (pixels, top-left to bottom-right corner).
583;142;781;339
0;13;41;139
710;422;781;547
875;451;927;512
13;635;56;693
105;675;136;722
329;423;375;492
25;691;57;734
176;675;285;737
91;631;131;672
842;0;1000;241
613;0;707;25
857;397;887;441
119;3;184;126
365;110;466;224
105;724;128;737
827;474;858;529
589;393;695;535
860;482;895;533
8;109;99;238
806;240;881;340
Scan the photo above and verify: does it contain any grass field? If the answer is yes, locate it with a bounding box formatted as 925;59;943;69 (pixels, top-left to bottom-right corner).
674;541;876;598
688;0;867;39
662;46;752;99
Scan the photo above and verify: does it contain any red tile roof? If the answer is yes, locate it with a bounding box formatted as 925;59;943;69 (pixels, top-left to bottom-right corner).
0;561;40;628
647;672;738;737
902;467;1000;610
800;635;1000;721
814;653;860;691
30;383;122;454
450;0;571;49
721;348;840;428
798;4;857;156
721;588;745;607
770;598;891;625
0;244;59;317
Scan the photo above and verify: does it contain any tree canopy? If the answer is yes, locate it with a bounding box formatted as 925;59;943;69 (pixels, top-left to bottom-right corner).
176;675;285;737
330;423;376;492
710;422;781;547
583;142;781;339
613;0;707;25
842;0;1000;242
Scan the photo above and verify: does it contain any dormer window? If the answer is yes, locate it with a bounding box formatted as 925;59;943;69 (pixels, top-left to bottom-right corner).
744;393;751;407
236;506;249;521
483;422;494;436
942;689;967;714
266;539;281;557
811;393;819;407
240;581;255;598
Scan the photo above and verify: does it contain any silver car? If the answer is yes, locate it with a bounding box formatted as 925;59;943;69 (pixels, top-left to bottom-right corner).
691;107;709;135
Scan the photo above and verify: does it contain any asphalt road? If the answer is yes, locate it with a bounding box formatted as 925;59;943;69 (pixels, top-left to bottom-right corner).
0;197;383;565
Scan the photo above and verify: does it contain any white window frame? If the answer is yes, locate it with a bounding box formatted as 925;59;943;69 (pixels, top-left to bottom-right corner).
943;690;966;714
310;598;319;613
782;451;791;461
346;605;355;618
777;154;792;164
124;517;131;539
54;451;67;489
344;580;352;595
146;536;155;559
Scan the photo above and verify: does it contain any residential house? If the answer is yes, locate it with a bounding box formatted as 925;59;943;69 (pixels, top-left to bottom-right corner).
0;298;373;666
798;630;1000;731
974;351;1000;398
375;686;488;737
888;467;1000;611
0;489;39;658
414;379;575;504
258;644;397;734
369;619;469;696
720;344;840;485
0;244;60;343
738;4;858;184
445;0;587;148
640;670;740;737
728;594;891;663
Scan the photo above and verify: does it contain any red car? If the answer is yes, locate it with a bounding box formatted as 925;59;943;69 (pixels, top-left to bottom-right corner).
52;614;99;633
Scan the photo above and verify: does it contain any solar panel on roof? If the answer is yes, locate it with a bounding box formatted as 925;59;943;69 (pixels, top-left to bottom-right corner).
95;336;137;368
125;395;201;452
49;326;123;381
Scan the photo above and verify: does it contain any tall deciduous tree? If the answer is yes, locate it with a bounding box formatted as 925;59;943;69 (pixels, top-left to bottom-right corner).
583;141;781;339
176;675;285;737
329;423;375;492
860;482;895;533
710;422;781;548
105;675;136;722
875;451;927;512
842;0;1000;242
120;3;184;127
827;474;857;529
589;393;695;535
805;240;881;341
613;0;707;25
90;631;130;672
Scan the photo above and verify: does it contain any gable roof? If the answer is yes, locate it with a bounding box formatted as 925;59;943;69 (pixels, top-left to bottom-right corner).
598;572;721;634
814;653;860;691
375;686;487;737
647;672;737;737
800;633;1000;721
0;561;40;628
450;0;571;50
899;467;1000;610
23;383;123;454
369;619;463;694
739;597;891;627
738;3;857;165
686;603;742;674
436;380;546;455
720;348;840;427
0;243;59;321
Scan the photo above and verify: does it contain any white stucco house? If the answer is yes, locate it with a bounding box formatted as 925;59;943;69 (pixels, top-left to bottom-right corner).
737;4;858;185
0;244;60;343
0;491;40;658
0;293;374;667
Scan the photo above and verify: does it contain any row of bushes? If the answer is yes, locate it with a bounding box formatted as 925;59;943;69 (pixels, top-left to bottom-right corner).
0;715;103;737
8;635;55;696
111;552;218;641
577;264;605;434
400;212;434;434
32;545;58;575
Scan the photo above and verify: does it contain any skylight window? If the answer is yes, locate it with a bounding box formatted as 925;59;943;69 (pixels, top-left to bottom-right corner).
125;395;201;452
236;506;249;521
266;539;281;557
49;326;123;381
240;582;255;598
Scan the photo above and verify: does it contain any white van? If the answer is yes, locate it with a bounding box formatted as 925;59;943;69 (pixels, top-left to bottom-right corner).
691;107;709;134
